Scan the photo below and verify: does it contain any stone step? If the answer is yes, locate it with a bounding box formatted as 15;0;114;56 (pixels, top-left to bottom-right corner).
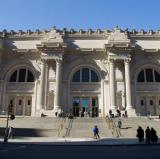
0;127;58;137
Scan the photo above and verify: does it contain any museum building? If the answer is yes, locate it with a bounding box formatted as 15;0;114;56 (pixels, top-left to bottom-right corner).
0;27;160;117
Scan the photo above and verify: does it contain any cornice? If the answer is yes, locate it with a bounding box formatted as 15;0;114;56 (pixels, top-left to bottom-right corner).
1;27;160;41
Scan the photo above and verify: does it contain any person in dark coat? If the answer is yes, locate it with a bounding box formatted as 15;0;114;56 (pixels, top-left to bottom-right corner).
109;109;113;118
150;128;158;144
145;127;151;144
137;126;144;143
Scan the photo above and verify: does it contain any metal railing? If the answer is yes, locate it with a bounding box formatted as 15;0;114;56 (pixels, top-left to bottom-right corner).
57;117;66;137
64;118;73;138
106;117;121;138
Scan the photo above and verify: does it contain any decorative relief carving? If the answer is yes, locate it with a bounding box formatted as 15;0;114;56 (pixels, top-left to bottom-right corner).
42;28;63;43
41;51;63;61
108;27;130;43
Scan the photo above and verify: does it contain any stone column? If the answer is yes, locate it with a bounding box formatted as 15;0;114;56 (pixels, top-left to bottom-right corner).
109;59;116;112
54;59;62;111
37;59;47;111
124;58;136;116
44;62;48;110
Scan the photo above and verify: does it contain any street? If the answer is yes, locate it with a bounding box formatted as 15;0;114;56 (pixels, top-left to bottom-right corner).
0;143;160;159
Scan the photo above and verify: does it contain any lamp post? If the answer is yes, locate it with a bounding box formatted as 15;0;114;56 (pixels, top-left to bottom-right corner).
4;103;14;143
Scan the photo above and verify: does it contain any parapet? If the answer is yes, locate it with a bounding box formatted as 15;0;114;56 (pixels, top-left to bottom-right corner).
0;26;160;38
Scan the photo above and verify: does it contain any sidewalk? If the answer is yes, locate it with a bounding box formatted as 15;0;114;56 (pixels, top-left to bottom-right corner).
0;137;159;146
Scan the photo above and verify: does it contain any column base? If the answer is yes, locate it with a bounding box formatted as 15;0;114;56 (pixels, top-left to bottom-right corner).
126;107;137;117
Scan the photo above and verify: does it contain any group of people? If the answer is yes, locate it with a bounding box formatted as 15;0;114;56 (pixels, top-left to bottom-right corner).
137;126;158;144
108;109;128;118
79;111;89;117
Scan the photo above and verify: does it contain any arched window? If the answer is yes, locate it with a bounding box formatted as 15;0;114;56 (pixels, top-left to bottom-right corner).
137;68;160;83
72;68;99;82
9;69;35;82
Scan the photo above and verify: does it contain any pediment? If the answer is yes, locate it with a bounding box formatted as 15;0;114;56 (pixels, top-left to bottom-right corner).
42;28;64;43
108;27;130;44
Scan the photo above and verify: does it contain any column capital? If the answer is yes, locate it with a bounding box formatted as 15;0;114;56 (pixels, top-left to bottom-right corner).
41;58;48;64
55;58;62;64
108;57;116;63
124;57;131;63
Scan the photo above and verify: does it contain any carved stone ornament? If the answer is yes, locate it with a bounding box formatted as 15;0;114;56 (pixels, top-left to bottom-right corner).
108;27;130;44
41;51;63;61
42;28;63;43
105;27;133;50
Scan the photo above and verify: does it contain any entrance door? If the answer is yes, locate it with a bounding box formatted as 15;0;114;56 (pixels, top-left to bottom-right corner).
8;96;15;114
147;97;156;116
81;97;90;116
72;96;99;117
25;96;32;116
91;98;98;117
139;96;156;116
16;97;24;115
72;98;80;117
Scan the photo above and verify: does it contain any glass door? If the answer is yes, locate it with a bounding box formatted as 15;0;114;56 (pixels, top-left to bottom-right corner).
91;97;98;117
72;98;80;117
81;97;90;116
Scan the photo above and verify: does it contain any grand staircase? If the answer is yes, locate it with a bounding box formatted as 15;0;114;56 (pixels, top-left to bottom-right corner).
0;116;160;138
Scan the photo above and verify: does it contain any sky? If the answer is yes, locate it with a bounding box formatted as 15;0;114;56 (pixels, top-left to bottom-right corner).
0;0;160;31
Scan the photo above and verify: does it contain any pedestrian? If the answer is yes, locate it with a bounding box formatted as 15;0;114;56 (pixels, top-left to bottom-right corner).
79;110;82;117
145;126;151;144
116;109;121;117
55;112;58;117
93;125;100;139
136;126;144;143
150;128;158;144
84;111;87;117
117;119;122;129
109;109;113;118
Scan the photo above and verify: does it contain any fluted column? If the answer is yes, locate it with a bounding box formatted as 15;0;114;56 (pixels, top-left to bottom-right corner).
124;58;136;116
37;59;47;110
54;59;62;110
124;59;132;109
109;59;116;112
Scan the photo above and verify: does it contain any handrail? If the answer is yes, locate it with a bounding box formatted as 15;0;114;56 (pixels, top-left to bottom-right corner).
57;117;66;137
112;119;121;137
64;118;73;138
106;117;121;138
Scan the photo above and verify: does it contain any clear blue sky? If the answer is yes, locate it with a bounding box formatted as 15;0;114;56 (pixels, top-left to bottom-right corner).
0;0;160;31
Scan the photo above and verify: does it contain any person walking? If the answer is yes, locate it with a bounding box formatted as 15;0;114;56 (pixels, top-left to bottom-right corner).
118;119;122;129
109;109;113;118
150;128;158;144
93;125;100;139
145;126;151;144
137;126;144;143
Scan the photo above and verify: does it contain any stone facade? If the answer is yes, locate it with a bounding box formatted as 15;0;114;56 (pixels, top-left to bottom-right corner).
0;27;160;117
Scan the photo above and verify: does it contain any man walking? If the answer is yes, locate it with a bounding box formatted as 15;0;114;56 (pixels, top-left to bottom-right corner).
93;125;100;139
